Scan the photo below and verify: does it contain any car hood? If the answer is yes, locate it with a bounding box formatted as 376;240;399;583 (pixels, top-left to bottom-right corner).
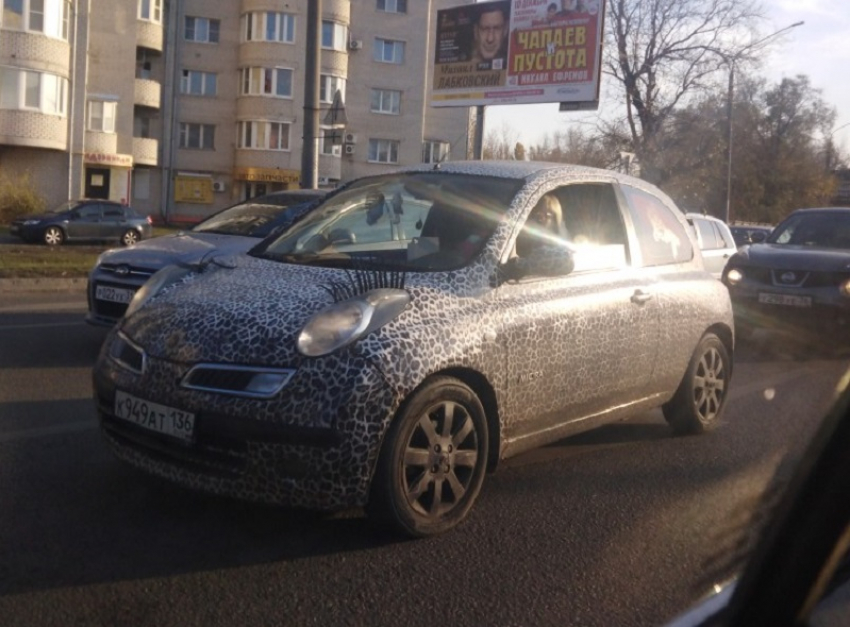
120;254;424;366
16;212;65;223
736;243;850;272
98;232;259;268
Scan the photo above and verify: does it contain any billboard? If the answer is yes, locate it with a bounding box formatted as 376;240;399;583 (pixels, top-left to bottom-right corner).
431;0;604;108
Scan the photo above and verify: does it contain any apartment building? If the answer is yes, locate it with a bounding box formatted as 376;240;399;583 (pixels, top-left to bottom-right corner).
0;0;473;221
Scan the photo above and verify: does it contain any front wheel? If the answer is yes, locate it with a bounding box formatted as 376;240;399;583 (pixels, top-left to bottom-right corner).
368;376;489;537
121;229;140;246
663;332;731;435
43;226;64;246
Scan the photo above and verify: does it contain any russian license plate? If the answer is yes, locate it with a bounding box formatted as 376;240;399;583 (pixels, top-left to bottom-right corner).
96;284;136;304
758;292;812;308
114;390;195;442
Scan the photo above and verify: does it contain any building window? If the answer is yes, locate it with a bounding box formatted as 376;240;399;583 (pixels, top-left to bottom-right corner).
138;0;162;23
320;127;342;156
377;0;407;14
134;115;152;138
242;11;295;43
368;138;399;164
374;38;405;64
422;140;450;164
185;16;220;43
0;67;67;115
179;123;216;149
88;101;117;133
239;67;293;98
237;121;291;151
319;75;346;104
181;70;217;96
370;88;400;114
2;0;70;40
322;20;347;51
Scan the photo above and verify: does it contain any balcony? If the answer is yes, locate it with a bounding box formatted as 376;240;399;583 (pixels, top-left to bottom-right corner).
137;21;164;52
134;78;161;110
132;137;159;166
85;130;118;154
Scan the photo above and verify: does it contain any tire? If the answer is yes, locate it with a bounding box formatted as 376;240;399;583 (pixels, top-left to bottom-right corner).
43;226;64;246
663;332;731;435
121;229;140;246
368;376;489;537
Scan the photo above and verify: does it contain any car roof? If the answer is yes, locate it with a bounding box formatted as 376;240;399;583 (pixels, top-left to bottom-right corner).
250;189;325;205
685;212;726;223
394;160;680;208
786;206;850;215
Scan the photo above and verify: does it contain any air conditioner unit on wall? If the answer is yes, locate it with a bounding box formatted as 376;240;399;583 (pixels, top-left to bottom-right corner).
212;181;226;192
344;144;356;155
344;132;358;144
348;39;363;51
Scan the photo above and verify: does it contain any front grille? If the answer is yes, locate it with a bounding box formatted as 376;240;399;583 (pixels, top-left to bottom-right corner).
103;416;248;477
99;263;157;279
92;298;130;320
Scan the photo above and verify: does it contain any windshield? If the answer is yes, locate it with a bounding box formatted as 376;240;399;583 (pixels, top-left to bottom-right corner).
192;198;317;238
253;172;523;271
46;201;80;215
768;212;850;249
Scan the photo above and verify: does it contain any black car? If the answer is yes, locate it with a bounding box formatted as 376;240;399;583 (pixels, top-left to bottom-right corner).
730;225;773;248
722;207;850;342
10;199;152;246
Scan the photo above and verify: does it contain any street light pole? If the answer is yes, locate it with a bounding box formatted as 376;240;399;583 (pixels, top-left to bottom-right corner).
721;20;804;225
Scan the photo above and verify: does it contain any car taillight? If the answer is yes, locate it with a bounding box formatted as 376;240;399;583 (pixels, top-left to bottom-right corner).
146;216;153;225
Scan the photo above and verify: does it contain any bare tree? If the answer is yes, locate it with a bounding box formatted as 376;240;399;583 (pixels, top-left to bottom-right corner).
528;127;614;168
483;122;521;160
605;0;765;184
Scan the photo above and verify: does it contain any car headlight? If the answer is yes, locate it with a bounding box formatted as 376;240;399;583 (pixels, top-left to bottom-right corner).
124;264;194;319
23;219;41;226
297;288;410;357
840;279;850;298
725;268;744;286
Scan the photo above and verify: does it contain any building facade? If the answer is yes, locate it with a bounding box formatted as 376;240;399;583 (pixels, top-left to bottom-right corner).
0;0;473;221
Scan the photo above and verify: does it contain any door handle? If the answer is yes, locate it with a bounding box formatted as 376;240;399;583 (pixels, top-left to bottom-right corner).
631;289;652;305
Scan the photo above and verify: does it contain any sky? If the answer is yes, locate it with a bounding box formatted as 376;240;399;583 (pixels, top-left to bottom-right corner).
484;0;850;155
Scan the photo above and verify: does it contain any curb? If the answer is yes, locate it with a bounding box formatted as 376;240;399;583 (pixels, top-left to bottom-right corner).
0;277;87;293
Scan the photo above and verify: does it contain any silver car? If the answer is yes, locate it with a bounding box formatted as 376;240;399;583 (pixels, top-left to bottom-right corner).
686;213;738;279
86;190;325;326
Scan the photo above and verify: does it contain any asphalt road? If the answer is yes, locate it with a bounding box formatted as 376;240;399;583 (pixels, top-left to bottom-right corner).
0;290;847;627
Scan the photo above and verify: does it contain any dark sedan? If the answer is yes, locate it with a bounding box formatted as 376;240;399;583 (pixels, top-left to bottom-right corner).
86;189;325;326
730;224;773;248
722;207;850;342
10;199;152;246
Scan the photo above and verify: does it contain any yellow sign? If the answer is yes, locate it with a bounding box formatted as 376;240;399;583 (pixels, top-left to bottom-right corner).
174;176;213;204
233;167;300;185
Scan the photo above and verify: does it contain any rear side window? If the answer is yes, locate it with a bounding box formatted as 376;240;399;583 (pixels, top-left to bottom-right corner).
694;218;721;250
622;185;693;266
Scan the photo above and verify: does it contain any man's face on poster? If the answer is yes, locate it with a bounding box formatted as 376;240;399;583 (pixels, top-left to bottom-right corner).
474;10;507;61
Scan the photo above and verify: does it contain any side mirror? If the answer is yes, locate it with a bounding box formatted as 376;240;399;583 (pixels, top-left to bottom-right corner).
749;231;767;244
500;244;575;282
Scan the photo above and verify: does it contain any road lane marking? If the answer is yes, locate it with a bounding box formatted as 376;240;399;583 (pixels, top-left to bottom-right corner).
0;419;97;444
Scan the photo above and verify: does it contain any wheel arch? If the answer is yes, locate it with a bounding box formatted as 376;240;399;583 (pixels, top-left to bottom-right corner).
707;322;734;375
434;366;502;473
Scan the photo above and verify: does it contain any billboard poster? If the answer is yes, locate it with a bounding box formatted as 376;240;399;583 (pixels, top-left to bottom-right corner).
431;0;604;108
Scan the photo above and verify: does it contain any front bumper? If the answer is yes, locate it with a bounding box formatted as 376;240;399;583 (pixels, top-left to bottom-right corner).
93;341;398;510
728;285;850;335
86;267;155;326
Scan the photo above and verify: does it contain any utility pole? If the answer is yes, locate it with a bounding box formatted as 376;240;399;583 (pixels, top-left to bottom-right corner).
716;21;804;224
301;0;322;189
